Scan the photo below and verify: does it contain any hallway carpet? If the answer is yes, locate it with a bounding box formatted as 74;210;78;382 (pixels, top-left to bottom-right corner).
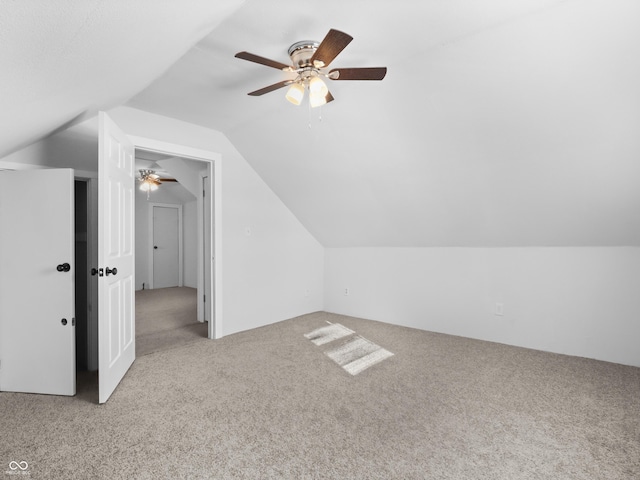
135;286;208;356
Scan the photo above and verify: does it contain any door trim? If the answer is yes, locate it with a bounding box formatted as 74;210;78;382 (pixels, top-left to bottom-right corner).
148;203;183;290
127;136;221;340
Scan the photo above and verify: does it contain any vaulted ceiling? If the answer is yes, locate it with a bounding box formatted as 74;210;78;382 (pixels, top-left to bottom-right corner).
3;0;640;246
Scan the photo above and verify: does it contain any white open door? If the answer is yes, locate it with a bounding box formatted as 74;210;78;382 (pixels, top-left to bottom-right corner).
0;169;75;396
98;112;135;404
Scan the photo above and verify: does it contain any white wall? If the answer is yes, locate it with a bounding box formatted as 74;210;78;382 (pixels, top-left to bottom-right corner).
0;127;98;175
108;107;324;336
325;247;640;367
7;108;636;368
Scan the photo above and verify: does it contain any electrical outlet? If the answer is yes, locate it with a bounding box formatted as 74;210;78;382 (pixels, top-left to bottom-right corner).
344;288;350;296
495;303;504;316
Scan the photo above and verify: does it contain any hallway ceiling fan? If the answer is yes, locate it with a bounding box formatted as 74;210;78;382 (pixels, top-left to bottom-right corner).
138;169;177;193
235;29;387;108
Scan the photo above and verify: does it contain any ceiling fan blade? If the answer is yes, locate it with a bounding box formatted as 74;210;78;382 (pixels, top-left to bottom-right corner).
159;178;178;182
310;29;353;68
235;51;292;71
248;80;293;96
328;67;387;81
325;91;335;104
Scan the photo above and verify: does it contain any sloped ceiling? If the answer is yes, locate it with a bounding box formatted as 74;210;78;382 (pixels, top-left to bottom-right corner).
128;0;640;247
4;0;640;247
0;0;245;158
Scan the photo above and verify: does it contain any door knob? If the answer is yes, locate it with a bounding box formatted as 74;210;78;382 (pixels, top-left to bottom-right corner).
154;246;158;249
56;263;71;272
105;267;118;276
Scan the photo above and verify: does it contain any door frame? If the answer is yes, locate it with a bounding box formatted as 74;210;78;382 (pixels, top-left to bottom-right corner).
128;136;221;340
74;176;99;372
148;203;184;289
74;175;100;371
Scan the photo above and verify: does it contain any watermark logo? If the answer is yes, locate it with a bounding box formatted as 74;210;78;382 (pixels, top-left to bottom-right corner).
5;461;30;476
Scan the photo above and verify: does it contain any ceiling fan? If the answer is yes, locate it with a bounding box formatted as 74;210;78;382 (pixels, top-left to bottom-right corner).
235;29;387;107
138;169;177;194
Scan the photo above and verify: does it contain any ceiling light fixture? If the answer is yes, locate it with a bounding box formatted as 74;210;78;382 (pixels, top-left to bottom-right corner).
138;169;160;198
308;75;328;108
285;82;305;106
309;75;328;97
285;72;329;108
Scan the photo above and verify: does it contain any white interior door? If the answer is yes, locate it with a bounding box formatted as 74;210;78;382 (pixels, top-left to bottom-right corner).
0;169;75;395
98;112;135;404
153;205;180;289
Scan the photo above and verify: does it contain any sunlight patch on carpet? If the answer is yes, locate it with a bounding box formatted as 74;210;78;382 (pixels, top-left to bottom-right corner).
304;323;394;375
326;336;394;375
304;322;354;345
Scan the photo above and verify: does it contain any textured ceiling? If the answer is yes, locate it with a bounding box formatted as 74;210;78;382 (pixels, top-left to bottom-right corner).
0;0;244;158
3;0;640;247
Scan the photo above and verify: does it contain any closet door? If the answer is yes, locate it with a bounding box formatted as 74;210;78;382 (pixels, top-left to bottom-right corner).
0;168;75;396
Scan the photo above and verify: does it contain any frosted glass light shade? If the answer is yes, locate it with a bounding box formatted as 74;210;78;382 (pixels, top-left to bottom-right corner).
285;83;305;105
309;91;327;108
309;76;328;97
140;181;158;192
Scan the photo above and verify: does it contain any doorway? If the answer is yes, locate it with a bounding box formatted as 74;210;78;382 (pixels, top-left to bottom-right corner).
130;136;220;340
134;169;201;354
133;144;217;356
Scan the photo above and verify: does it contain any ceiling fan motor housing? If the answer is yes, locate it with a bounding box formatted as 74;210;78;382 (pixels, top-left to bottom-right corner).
288;41;319;68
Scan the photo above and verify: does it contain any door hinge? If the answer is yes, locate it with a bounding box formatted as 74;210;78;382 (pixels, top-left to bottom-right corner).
203;295;206;303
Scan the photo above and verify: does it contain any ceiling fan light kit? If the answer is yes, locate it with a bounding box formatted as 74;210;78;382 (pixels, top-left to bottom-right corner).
285;82;305;105
139;181;158;193
138;169;160;192
235;29;387;109
138;169;178;198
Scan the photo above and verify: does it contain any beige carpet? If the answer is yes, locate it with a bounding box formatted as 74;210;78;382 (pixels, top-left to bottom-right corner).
1;311;639;479
135;286;208;356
